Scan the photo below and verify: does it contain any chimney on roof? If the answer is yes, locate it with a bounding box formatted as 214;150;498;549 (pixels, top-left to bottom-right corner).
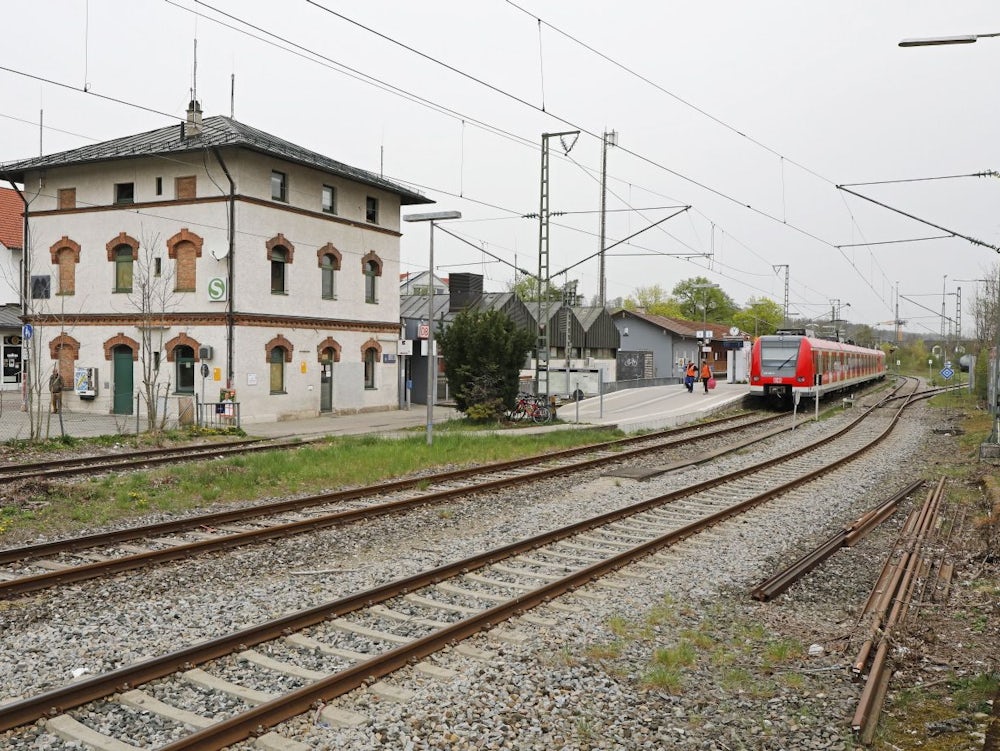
449;273;483;312
185;100;203;138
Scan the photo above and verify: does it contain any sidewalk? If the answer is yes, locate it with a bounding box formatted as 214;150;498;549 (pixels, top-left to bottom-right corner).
246;405;463;440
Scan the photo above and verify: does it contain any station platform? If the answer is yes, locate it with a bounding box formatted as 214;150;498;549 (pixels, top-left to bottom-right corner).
551;380;749;433
246;380;750;440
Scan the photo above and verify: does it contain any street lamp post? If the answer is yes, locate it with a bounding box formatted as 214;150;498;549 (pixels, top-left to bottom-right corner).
900;32;1000;444
692;283;720;364
403;210;462;446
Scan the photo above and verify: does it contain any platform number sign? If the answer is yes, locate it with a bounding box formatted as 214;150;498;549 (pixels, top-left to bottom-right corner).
939;367;954;380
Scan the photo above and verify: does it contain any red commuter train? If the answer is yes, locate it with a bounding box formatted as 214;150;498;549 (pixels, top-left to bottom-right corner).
749;331;886;403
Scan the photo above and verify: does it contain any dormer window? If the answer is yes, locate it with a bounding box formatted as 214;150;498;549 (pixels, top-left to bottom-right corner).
114;182;135;205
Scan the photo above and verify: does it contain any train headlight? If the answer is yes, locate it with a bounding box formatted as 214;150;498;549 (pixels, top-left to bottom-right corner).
796;376;805;383
752;376;760;383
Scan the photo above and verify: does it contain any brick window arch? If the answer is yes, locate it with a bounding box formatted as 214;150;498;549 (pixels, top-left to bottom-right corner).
105;232;139;261
264;334;294;362
166;228;203;293
49;236;81;295
165;332;201;362
317;337;342;363
103;333;140;361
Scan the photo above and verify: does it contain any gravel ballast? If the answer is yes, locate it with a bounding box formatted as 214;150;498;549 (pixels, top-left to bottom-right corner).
1;403;995;750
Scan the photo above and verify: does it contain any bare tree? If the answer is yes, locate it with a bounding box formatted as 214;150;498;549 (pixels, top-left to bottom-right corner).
127;229;180;436
971;263;999;352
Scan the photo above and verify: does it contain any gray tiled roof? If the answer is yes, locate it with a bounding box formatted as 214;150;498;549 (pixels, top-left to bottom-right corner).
0;115;432;205
0;304;23;328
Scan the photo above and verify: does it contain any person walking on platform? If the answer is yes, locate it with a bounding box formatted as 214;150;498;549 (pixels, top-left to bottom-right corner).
684;361;697;393
700;360;713;394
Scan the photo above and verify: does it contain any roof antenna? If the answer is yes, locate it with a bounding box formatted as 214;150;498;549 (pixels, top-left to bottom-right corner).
192;37;198;105
230;72;235;119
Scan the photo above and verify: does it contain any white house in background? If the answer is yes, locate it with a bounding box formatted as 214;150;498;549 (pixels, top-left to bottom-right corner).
0;102;432;423
0;186;24;391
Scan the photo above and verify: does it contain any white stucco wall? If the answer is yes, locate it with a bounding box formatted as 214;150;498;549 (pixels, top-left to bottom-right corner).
20;145;408;422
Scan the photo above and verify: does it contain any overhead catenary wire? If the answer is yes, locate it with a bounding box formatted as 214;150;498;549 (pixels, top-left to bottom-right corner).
173;0;891;311
0;3;956;321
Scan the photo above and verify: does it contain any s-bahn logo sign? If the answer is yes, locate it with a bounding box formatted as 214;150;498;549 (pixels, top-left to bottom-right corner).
207;277;228;301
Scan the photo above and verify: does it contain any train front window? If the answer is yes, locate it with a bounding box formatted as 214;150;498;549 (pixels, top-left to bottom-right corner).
760;339;800;374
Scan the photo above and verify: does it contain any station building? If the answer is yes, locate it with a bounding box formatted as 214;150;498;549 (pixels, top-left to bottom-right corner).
0;103;431;424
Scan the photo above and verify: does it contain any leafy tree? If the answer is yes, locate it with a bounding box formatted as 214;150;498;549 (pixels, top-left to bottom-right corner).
622;284;682;317
850;324;877;348
672;277;738;322
732;297;783;336
508;272;563;303
437;309;534;417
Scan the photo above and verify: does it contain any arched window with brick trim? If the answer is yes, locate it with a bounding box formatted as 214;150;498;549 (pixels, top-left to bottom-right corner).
361;339;382;390
49;237;81;295
318;244;341;300
269;346;287;393
362;251;382;304
49;333;80;389
166;229;203;293
106;232;139;294
265;335;293;394
267;235;294;295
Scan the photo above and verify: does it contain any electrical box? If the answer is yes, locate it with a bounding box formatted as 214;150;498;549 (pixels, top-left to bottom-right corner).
74;367;98;398
198;345;213;361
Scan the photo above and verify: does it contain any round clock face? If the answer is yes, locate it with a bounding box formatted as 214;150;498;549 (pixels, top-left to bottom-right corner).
729;326;739;336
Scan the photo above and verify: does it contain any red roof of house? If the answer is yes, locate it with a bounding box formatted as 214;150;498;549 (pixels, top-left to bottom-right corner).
0;188;23;251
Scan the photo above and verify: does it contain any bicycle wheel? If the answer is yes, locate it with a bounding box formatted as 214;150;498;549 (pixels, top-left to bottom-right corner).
532;405;550;423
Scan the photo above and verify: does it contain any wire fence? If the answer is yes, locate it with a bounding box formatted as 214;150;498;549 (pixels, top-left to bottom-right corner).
0;390;241;442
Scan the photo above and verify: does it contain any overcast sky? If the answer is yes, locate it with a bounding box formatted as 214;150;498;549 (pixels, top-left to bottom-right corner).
3;1;1000;337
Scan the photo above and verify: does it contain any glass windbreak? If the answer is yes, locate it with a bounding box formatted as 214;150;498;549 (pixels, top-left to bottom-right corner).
760;338;801;374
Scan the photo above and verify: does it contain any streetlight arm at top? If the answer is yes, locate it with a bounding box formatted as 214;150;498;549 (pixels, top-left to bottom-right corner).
899;32;1000;47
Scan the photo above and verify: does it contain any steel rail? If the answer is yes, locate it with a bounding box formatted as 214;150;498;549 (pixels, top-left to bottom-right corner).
116;373;927;750
0;412;766;564
0;436;292;483
851;478;946;740
0;377;917;736
0;415;790;598
749;479;924;601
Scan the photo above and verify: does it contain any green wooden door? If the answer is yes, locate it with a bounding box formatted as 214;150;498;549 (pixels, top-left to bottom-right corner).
112;347;133;415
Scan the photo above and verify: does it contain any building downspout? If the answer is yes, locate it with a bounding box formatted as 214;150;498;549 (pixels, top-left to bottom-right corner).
211;148;236;390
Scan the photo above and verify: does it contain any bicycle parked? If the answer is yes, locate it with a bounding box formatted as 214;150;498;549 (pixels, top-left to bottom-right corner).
505;392;552;423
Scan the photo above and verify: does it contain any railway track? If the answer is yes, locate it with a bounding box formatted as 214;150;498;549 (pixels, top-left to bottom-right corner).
0;435;321;484
0;411;789;598
0;378;922;749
